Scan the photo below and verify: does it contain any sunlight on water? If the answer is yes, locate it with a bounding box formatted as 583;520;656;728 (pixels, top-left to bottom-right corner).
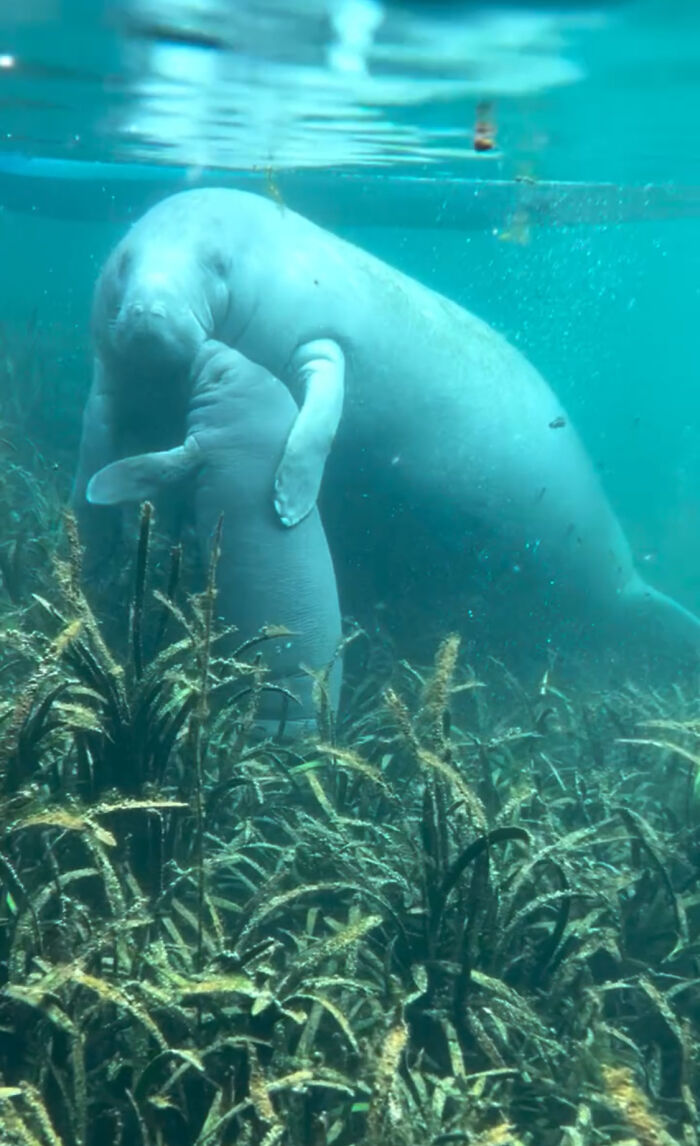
0;1;607;172
116;1;594;169
1;1;699;183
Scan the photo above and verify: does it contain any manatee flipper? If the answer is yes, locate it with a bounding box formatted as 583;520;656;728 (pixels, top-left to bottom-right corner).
273;338;345;527
87;437;201;506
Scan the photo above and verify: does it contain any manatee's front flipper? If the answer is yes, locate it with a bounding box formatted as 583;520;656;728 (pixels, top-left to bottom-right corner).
87;438;201;506
273;338;345;527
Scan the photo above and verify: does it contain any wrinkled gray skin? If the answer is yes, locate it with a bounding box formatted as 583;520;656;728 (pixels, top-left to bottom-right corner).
85;187;700;682
74;340;343;734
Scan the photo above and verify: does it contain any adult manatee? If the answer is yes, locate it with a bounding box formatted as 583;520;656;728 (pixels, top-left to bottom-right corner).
86;187;700;682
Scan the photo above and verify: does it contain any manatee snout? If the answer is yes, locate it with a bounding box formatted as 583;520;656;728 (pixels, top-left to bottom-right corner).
112;295;203;366
126;300;168;320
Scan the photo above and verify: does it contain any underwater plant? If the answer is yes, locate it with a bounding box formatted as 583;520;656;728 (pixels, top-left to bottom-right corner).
1;340;700;1143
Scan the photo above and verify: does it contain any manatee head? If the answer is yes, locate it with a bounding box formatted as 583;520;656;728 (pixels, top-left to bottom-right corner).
111;269;204;367
103;240;229;371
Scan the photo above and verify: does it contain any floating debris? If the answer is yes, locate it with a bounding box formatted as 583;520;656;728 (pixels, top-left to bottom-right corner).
474;100;497;153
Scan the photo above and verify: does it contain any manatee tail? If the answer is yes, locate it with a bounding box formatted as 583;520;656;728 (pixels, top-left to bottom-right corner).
616;578;700;682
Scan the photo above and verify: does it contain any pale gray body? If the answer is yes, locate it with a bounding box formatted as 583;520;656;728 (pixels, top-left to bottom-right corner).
74;341;342;732
85;187;700;680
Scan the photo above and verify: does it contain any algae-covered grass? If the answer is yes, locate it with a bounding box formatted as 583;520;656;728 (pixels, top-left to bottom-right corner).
1;332;700;1145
